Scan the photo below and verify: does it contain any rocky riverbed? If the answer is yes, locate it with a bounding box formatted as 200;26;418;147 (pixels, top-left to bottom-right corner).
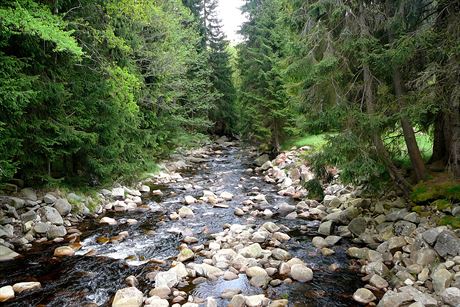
0;139;459;306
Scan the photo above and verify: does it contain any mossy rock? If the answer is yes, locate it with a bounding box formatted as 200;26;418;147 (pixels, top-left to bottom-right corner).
438;215;460;229
411;205;426;213
411;180;460;203
432;199;451;211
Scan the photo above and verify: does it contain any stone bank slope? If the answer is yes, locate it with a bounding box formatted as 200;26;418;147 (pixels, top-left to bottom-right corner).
256;147;460;306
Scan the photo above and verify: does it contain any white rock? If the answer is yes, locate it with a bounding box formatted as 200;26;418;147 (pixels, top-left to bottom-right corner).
112;287;143;307
0;286;14;302
111;187;125;198
289;264;313;282
220;192;234;201
184;195;196;205
12;282;41;294
100;217;117;225
353;288;376;304
178;206;194;218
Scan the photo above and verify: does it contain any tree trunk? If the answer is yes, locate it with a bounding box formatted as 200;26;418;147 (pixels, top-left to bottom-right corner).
449;86;460;178
430;113;448;164
359;3;411;196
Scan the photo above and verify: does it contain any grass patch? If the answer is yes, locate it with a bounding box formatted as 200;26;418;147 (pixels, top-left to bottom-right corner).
411;178;460;203
438;215;460;229
282;133;330;151
392;132;433;168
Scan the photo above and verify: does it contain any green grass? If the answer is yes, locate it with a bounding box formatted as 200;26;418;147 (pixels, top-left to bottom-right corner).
282;133;330;151
438;215;460;229
393;132;433;168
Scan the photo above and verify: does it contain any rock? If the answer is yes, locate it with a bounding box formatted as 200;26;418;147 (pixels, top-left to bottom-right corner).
20;188;37;201
0;245;20;261
353;288;376;304
434;230;460;257
239;243;263;258
325;235;341;246
177;248;194;262
155;271;179;288
111;187;125;199
149;286;171;299
53;246;74;257
38;206;63;225
399;286;437;306
125;276;138;287
43;193;57;204
272;248;290;261
0;225;14;238
54;199;72;216
10;197;25;209
432;268;453;294
347;247;369;259
100;217;117;225
388;237;406;252
321;248;335;256
112;287;143;307
33;222;49;234
441;287;460;306
262;222;280;233
206;297;218;307
21;210;37;223
422;227;445;245
348;217;367;236
312;237;328;249
394;221;416;236
246;266;268;278
255;154;269;166
278;203;296;216
289;264;313;282
229;294;245;307
184;195;196;205
221;288;241;299
0;285;14;302
269;299;288;307
140;185;150;193
245;294;266;307
220;192;233;201
377;290;412;307
273;232;290;242
12;282;41;294
178;206;194;218
403;212;420;224
47;225;67;239
234;208;245;216
145;296;169;307
412;247;438;266
370;274;389;289
318;221;333;236
223;271;238;280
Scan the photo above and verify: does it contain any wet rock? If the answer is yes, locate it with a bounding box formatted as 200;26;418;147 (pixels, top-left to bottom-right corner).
178;206;194;218
318;221;333;236
155;271;179;288
38;206;63;225
54;199;72;216
12;282;41;294
47;225;67;239
234;208;245;216
177;248;194;262
53;246;74;257
193;263;223;279
321;248;335;256
206;297;218;307
289;264;313;282
221;288;241;299
112;287;143;307
432;268;453;294
100;217;117;225
377;290;412;307
0;285;14;302
145;296;169;307
353;288;376;304
348;217;367;236
239;243;263;258
149;286;171;299
0;245;20;261
434;230;460;257
441;287;460;306
273;232;290;242
255;154;270;166
325;235;341;246
223;271;238;280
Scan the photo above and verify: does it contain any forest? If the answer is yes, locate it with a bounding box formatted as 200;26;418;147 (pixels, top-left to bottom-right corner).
0;0;459;194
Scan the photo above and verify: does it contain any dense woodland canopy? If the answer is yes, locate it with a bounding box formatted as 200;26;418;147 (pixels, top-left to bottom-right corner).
0;0;459;194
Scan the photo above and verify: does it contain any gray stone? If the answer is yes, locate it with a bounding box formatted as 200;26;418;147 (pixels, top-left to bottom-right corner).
229;294;245;307
318;221;333;236
155;271;179;288
278;203;296;216
47;225;67;239
33;222;49;234
271;248;290;261
262;222;280;233
339;207;360;224
386;209;408;222
0;225;13;238
434;230;460;257
353;288;376;304
0;245;20;261
422;228;444;245
441;287;460;306
312;237;328;249
348;217;367;236
325;235;341;246
289;264;313;282
412;248;438;266
20;188;37;201
111;187;125;199
38;206;63;225
394;221;416;236
20;210;37;223
178;206;194;218
432;268;453;294
239;243;263;258
370;274;389;289
43;194;57;204
54;199;72;216
403;212;420;224
377;290;413;307
12;282;41;294
9;197;25;209
399;286;437;306
388;237;406;252
148;286;171;299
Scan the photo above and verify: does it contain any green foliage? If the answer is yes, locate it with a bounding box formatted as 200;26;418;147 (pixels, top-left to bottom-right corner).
303;178;325;201
438;215;460;229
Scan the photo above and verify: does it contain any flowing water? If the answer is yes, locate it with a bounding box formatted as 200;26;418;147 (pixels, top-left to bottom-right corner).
0;144;363;306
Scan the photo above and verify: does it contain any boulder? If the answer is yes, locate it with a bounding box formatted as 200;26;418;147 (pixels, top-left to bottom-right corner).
441;287;460;307
434;230;460;257
239;243;263;258
278;203;296;216
12;282;41;294
47;225;67;239
177;248;194;262
145;296;169;307
220;192;234;201
38;206;63;225
245;295;267;307
348;217;367;236
377;290;412;307
0;285;14;302
111;187;125;199
0;245;20;261
318;221;333;236
21;210;37;223
54;199;72;216
353;288;376;304
394;221;416;236
155;271;179;288
112;287;143;307
148;286;171;299
432;268;453;294
20;188;37;201
43;193;57;204
289;264;313;282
